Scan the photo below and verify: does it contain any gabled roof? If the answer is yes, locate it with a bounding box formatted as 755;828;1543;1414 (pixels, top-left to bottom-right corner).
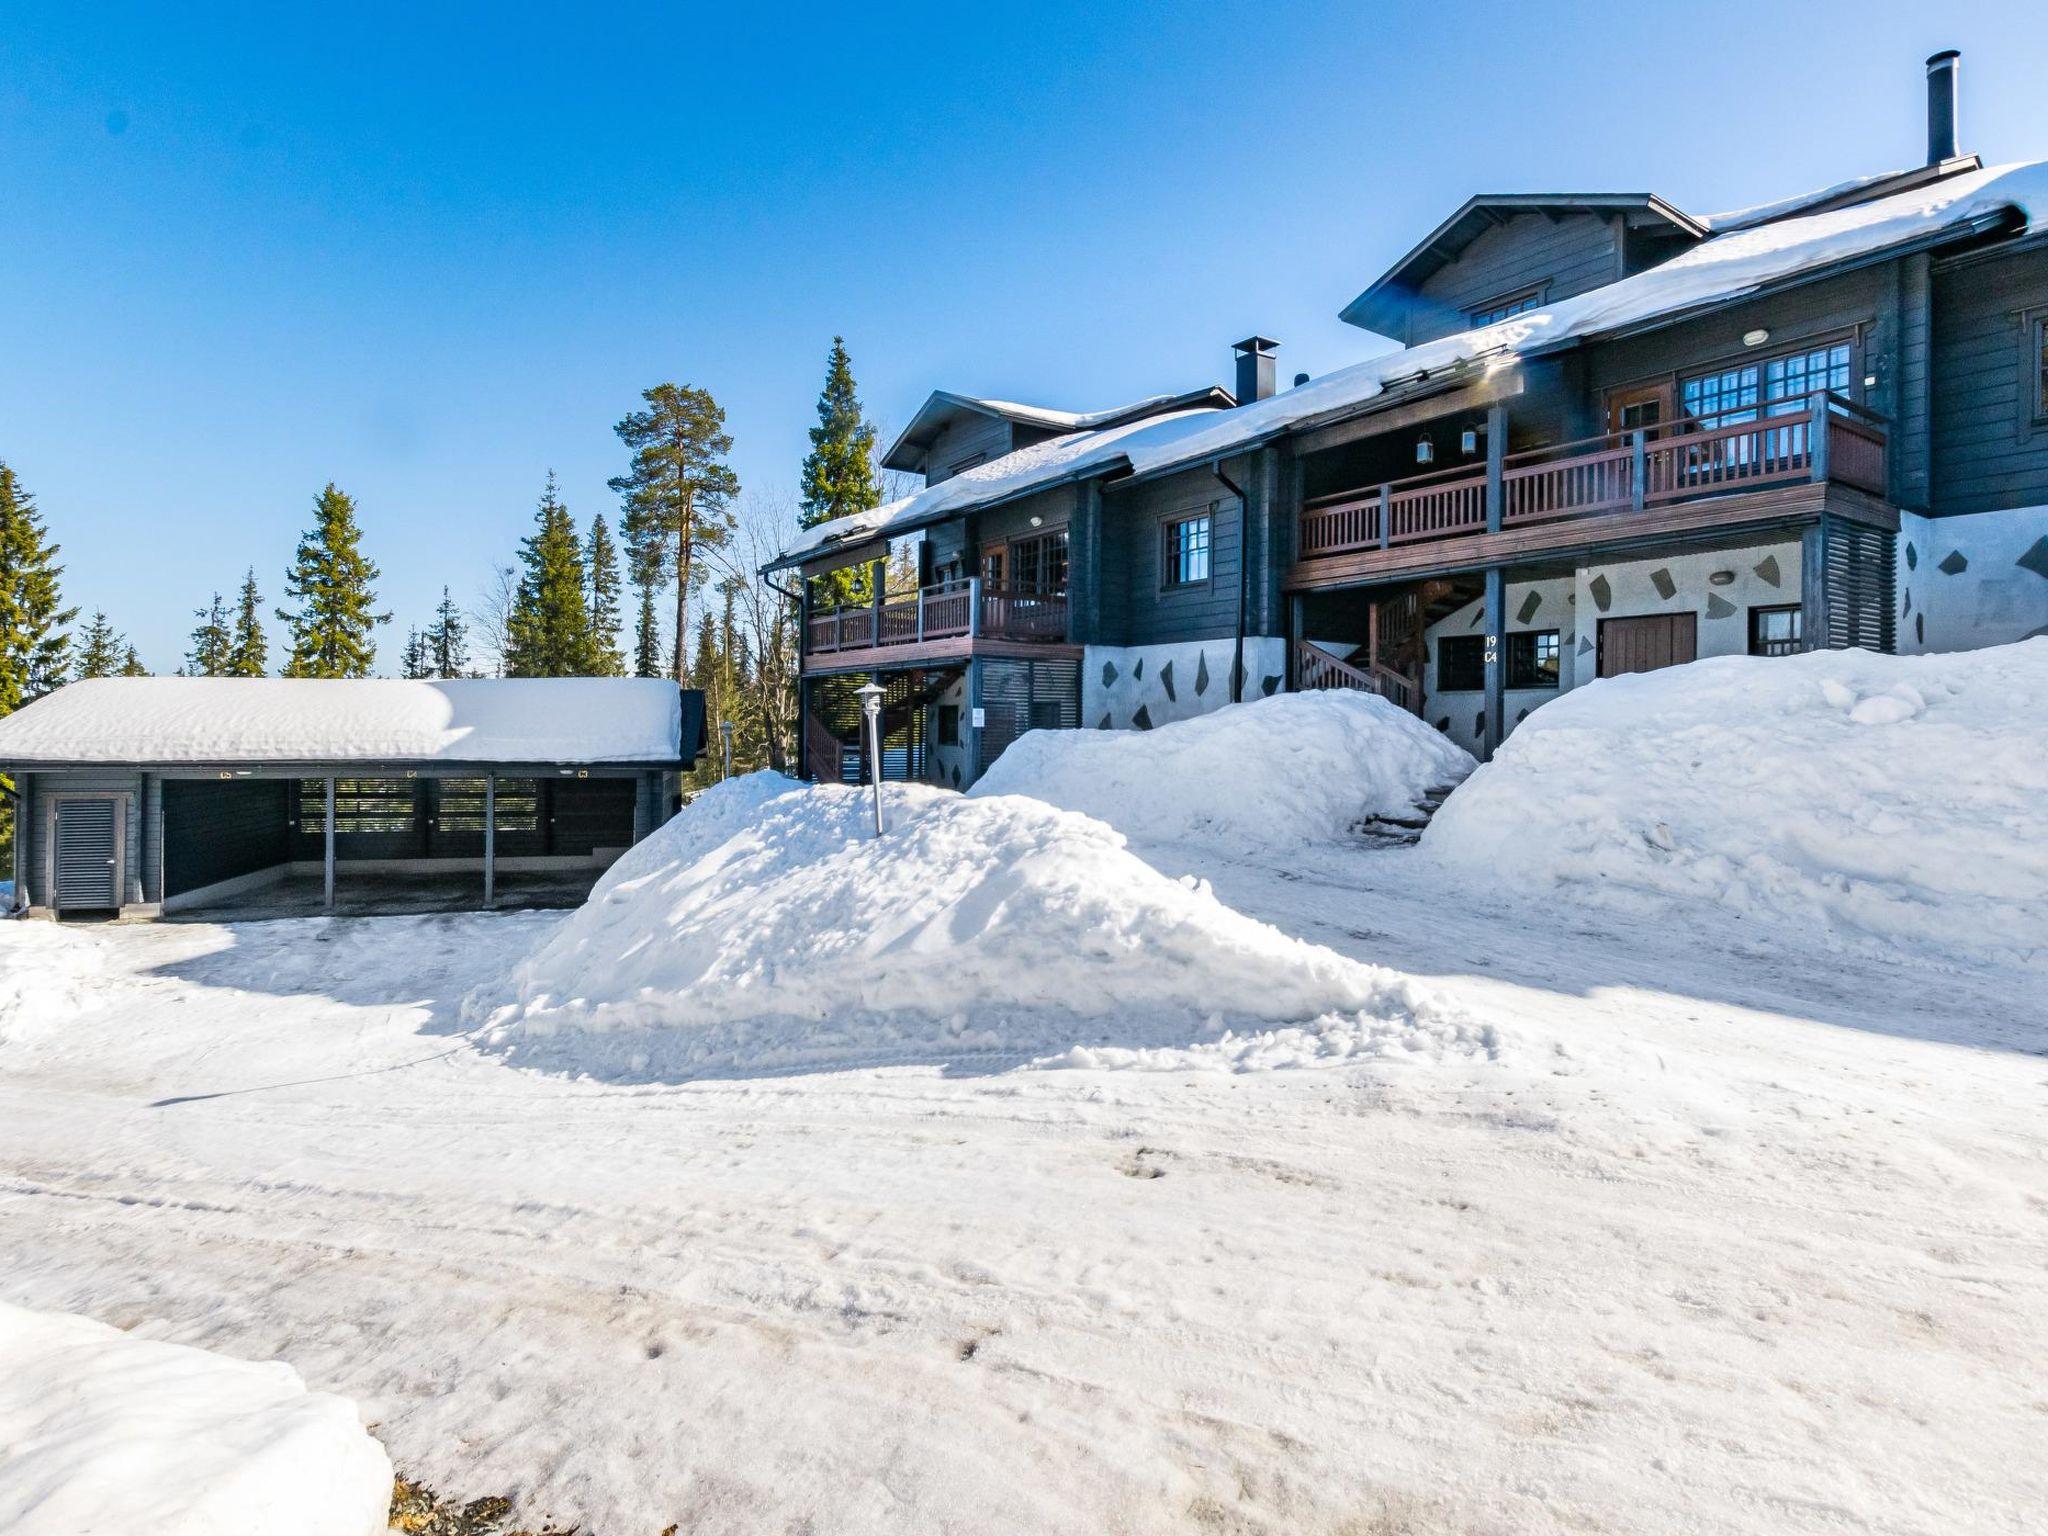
0;678;695;767
879;386;1235;473
1339;193;1711;336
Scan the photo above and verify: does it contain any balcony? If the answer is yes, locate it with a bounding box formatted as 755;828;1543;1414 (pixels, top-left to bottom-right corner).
1294;392;1889;584
802;578;1071;671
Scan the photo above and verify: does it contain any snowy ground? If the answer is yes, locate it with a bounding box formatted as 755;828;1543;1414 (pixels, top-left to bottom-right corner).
1;834;2042;1533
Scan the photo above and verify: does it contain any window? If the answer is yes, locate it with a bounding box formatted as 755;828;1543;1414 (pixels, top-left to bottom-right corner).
1680;341;1852;427
980;548;1005;587
1469;287;1543;327
936;704;960;746
435;778;540;833
1506;630;1561;689
2034;316;2048;424
1162;512;1212;588
1436;634;1485;691
1748;604;1803;657
1008;528;1069;594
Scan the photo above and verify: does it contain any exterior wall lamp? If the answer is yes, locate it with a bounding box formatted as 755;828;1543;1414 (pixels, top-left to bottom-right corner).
1415;431;1436;466
1460;427;1480;456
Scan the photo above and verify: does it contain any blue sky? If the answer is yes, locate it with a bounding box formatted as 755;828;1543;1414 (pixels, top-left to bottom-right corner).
5;1;2046;669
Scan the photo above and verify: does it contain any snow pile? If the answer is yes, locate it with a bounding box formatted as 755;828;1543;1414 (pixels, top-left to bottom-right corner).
0;922;105;1048
0;676;682;764
1425;641;2048;965
0;1302;391;1536
970;691;1473;853
481;774;1488;1077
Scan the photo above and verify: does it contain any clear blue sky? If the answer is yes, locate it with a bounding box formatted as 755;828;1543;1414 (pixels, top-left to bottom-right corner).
5;1;2046;669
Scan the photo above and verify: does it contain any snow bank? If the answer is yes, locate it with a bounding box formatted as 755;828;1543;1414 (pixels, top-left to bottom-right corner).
481;774;1488;1077
969;691;1472;853
1424;641;2048;966
0;921;103;1048
0;1302;391;1536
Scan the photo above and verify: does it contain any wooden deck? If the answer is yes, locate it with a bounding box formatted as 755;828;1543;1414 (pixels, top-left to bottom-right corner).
1288;394;1895;591
802;579;1073;676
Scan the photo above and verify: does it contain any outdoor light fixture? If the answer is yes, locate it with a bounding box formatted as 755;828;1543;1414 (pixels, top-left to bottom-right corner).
1709;570;1736;586
1743;328;1771;347
1460;427;1479;456
854;681;887;836
1415;431;1436;466
1029;515;1043;528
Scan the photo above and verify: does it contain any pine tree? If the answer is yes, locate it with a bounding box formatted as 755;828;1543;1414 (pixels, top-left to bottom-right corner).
0;462;77;715
800;338;883;608
226;569;269;677
427;587;469;678
75;610;126;679
631;582;663;679
584;514;626;676
188;592;232;676
504;472;598;677
279;484;387;678
400;626;431;679
609;383;740;686
119;645;148;677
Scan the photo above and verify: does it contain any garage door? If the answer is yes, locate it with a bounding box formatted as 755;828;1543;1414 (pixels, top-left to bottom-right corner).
1598;613;1698;678
53;799;120;913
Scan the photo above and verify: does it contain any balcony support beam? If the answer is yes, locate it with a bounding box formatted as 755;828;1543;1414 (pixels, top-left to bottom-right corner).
1484;404;1508;534
1482;566;1506;761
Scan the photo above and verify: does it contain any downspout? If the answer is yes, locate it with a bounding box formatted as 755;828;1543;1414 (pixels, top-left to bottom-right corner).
1210;459;1249;703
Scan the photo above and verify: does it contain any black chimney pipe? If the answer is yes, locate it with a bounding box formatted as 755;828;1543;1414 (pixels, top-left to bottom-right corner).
1233;336;1279;403
1926;50;1960;166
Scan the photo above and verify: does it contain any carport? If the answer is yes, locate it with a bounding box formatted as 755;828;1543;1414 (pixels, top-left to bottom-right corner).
0;677;705;919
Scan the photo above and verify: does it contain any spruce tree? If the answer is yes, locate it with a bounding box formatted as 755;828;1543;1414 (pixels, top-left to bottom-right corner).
75;610;126;679
279;484;387;678
631;582;663;679
504;472;598;677
400;627;431;679
609;383;740;685
188;592;232;675
0;462;77;715
119;645;148;677
226;569;269;677
584;514;626;676
427;587;469;678
799;338;883;607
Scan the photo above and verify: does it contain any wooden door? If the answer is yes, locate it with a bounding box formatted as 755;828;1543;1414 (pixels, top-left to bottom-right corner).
1597;613;1698;678
1607;382;1673;438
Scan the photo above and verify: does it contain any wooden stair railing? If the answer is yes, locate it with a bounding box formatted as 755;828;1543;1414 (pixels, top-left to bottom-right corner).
1295;641;1422;715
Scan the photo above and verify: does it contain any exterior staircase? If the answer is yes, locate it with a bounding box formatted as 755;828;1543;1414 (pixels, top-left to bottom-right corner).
1355;781;1462;847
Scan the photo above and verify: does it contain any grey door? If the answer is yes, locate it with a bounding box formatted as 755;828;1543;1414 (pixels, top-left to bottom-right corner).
53;799;120;913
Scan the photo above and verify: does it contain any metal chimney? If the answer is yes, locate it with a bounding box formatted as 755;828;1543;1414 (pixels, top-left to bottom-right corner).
1926;50;1960;165
1233;336;1279;403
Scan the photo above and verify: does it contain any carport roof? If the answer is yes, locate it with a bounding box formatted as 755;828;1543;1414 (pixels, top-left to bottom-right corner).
0;677;700;769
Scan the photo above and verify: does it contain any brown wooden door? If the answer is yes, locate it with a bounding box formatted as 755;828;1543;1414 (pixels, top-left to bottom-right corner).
1607;382;1674;438
1597;613;1698;678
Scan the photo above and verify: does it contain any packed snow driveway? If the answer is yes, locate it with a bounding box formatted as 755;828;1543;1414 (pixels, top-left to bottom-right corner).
1;870;2043;1533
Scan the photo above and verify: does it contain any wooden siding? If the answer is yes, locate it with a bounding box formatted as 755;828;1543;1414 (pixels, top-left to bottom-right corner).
1101;467;1243;646
25;770;144;908
162;778;292;898
922;413;1014;485
1405;213;1624;345
1930;243;2048;516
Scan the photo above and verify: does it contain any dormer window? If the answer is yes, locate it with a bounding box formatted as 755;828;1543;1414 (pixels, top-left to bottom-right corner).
1469;287;1544;327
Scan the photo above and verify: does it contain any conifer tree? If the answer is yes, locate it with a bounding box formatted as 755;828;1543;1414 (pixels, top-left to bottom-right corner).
279;484;387;678
75;610;126;679
226;569;269;677
584;514;626;676
188;593;232;676
400;627;431;679
799;339;883;607
504;472;598;677
0;462;77;715
610;383;740;685
119;645;148;677
427;587;469;678
631;582;663;679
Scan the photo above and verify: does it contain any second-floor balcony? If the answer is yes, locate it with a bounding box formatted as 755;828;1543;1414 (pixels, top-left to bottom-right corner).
803;578;1070;668
1297;392;1889;574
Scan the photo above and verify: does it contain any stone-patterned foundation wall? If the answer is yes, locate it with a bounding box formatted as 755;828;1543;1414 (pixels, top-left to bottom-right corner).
926;672;972;790
1083;638;1286;731
1422;576;1579;758
1895;506;2048;654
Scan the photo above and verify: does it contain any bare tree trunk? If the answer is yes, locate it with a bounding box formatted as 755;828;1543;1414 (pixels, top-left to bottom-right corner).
673;486;695;685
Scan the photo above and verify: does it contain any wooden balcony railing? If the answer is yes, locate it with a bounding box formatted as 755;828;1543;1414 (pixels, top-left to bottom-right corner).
1299;392;1888;561
804;578;1070;658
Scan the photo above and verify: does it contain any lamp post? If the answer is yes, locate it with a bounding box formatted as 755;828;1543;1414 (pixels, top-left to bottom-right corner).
719;718;734;781
854;681;886;836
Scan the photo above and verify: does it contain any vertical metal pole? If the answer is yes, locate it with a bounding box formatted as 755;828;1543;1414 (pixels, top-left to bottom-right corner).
1482;567;1506;761
323;775;336;910
864;698;885;835
484;772;496;908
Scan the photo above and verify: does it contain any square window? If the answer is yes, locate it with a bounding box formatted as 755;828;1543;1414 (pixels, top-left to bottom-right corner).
1436;634;1485;691
1506;630;1561;689
1162;513;1212;588
1748;604;1802;657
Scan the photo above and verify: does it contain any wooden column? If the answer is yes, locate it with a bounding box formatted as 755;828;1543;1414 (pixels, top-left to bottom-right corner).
1801;517;1832;652
11;775;29;912
966;658;984;785
322;775;336;910
1482;567;1506;761
1484;403;1509;534
483;772;497;908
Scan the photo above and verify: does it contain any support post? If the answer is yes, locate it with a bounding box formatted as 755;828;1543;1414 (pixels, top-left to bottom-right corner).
1285;593;1304;692
1377;484;1391;550
1482;567;1506;761
1484;403;1508;533
11;775;28;913
483;772;496;908
323;775;336;911
1631;429;1648;512
967;577;982;638
1808;391;1831;484
871;558;886;643
1801;517;1832;652
966;657;984;785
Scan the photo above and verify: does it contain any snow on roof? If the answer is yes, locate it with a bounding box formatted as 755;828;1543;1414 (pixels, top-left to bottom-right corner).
0;677;688;766
878;386;1233;472
1699;157;1982;232
772;158;2046;572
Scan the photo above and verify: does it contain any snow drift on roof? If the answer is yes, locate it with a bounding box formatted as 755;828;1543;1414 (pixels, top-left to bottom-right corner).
1424;641;2048;967
1699;167;1915;232
970;691;1473;854
966;392;1183;430
475;773;1491;1078
0;677;684;765
771;159;2048;571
